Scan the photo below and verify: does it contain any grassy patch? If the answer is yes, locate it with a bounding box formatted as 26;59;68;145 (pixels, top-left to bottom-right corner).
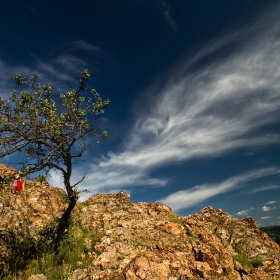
233;252;263;269
1;215;104;280
209;224;217;234
168;213;185;225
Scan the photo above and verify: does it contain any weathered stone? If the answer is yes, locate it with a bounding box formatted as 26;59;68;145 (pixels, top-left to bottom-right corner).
156;221;184;236
27;274;47;280
1;164;280;279
0;164;67;271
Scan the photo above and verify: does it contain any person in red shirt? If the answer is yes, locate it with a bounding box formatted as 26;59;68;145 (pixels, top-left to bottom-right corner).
15;174;24;192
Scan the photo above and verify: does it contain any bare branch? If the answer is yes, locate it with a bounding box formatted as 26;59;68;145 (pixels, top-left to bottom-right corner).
72;173;87;188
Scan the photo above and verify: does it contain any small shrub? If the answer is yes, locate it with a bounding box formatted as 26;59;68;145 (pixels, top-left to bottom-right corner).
110;263;119;270
60;189;70;204
1;214;105;279
209;224;217;234
4;220;58;275
89;231;104;251
0;174;14;190
233;252;263;269
233;252;251;268
35;174;46;182
250;255;263;268
168;213;185;225
5;235;38;273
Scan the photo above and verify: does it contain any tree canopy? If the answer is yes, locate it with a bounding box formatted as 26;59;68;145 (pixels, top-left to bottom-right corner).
0;69;110;249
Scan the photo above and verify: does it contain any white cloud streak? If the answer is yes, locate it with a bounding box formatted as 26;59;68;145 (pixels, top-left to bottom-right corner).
0;60;38;100
249;185;280;194
0;40;100;99
261;216;272;220
2;5;280;206
160;167;277;210
0;58;77;101
236;210;249;216
68;40;100;52
235;208;254;216
71;4;280;198
267;200;277;205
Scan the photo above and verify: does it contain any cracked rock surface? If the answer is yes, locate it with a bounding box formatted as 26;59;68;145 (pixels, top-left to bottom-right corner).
1;164;280;279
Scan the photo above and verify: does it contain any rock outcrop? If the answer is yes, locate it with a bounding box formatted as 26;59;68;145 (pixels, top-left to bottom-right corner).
71;194;280;280
1;164;280;279
0;164;67;271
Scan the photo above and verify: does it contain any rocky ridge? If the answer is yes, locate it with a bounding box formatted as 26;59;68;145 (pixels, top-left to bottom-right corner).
1;163;280;279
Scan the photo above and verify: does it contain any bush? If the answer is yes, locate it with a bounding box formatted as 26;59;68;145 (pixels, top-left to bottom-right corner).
250;255;263;268
0;174;14;190
35;175;46;182
233;252;263;269
168;213;185;224
1;215;104;280
3;220;57;275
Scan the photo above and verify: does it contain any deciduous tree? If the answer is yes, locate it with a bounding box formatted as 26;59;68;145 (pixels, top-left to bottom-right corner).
0;69;110;250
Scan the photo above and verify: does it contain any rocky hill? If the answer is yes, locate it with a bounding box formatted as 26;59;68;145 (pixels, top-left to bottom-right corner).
0;164;67;272
1;163;280;280
260;226;280;246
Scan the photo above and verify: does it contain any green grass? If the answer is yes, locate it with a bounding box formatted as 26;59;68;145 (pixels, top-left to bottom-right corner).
168;213;185;225
1;215;104;280
233;252;263;269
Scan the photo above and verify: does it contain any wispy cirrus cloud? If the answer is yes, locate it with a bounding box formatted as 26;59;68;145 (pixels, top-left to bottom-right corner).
160;168;277;210
64;4;280;198
160;0;177;32
0;40;101;98
267;200;277;205
22;1;43;20
249;185;280;194
0;60;40;100
68;40;100;52
0;57;83;101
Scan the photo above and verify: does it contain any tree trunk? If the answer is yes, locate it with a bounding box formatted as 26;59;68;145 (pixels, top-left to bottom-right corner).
53;179;77;253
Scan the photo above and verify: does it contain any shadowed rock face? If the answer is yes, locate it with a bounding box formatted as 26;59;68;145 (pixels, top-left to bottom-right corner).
1;164;280;279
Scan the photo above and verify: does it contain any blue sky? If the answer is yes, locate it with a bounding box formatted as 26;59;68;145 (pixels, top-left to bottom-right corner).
1;0;280;226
